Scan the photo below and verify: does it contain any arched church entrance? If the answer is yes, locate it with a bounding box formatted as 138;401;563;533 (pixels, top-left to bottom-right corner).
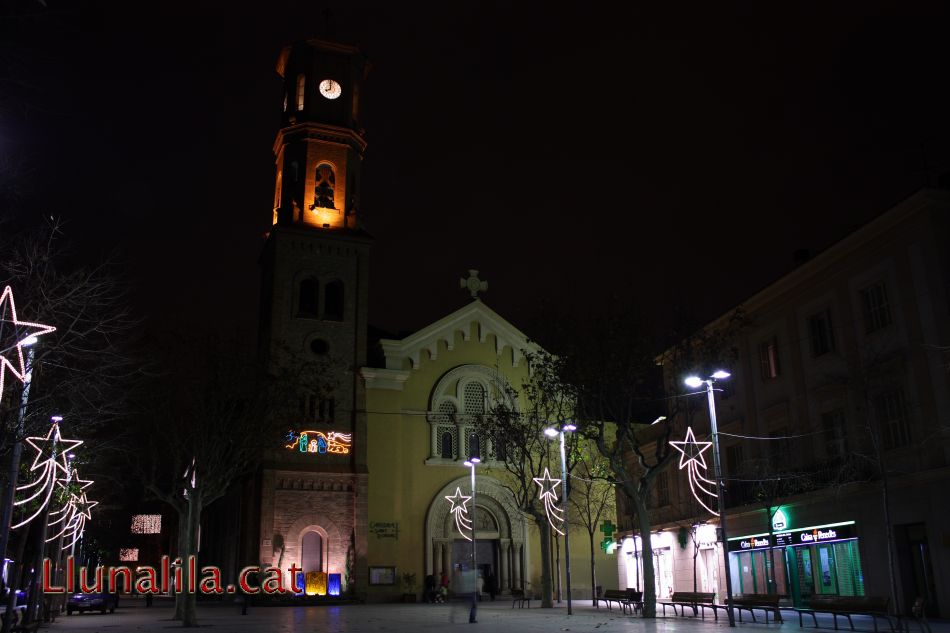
425;476;530;597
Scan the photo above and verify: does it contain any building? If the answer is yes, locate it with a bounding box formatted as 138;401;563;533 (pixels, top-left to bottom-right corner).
248;38;617;601
625;189;950;616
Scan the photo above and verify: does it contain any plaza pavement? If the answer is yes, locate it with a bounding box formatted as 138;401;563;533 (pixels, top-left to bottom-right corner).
49;597;946;633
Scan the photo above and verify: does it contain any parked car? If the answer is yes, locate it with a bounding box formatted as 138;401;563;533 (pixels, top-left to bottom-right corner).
66;591;119;615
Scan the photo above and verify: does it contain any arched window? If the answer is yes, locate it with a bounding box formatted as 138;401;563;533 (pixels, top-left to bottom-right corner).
324;280;344;321
296;74;306;111
441;432;454;459
300;531;323;573
313;163;335;209
463;383;485;415
467;433;481;461
298;278;319;318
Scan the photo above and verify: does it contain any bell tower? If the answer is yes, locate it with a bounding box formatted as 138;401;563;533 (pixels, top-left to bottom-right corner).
255;38;371;597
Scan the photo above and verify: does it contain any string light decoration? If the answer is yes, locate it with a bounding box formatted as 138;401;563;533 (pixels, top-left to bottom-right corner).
533;468;565;535
285;430;352;455
668;427;719;516
47;470;96;546
12;421;83;530
119;548;139;562
0;285;56;396
444;486;473;541
131;514;162;534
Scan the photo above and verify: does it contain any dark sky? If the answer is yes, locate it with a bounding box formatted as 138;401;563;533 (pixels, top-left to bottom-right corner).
5;2;950;342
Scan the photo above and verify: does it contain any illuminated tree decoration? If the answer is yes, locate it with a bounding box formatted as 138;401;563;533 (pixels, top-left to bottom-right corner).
444;486;473;541
130;514;162;534
285;429;352;455
12;422;83;530
119;548;139;562
533;468;565;536
0;285;56;397
668;427;719;516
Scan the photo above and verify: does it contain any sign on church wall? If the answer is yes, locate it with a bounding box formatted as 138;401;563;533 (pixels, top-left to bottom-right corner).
285;429;352;455
369;521;400;539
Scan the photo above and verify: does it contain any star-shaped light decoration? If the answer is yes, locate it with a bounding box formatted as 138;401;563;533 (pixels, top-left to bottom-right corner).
0;285;56;397
533;468;565;535
12;421;83;530
444;486;473;541
669;426;719;517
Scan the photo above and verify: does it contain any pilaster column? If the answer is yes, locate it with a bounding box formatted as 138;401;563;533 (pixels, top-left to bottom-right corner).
433;540;442;575
500;539;510;592
513;542;522;589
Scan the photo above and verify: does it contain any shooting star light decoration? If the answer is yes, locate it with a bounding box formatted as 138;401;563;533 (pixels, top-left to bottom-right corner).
0;285;56;396
533;468;565;535
669;427;719;516
444;487;473;541
47;470;96;548
12;421;83;530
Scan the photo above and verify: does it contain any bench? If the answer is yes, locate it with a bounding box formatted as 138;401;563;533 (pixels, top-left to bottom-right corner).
793;596;894;632
511;589;531;609
661;591;716;618
601;589;642;614
731;594;783;624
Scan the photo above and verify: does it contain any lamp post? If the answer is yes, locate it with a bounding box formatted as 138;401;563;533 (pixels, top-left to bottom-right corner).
544;422;576;615
463;449;481;624
684;371;735;627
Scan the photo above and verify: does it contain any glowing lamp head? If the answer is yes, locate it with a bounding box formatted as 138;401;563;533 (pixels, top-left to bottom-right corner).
21;336;39;347
563;423;577;432
544;428;559;438
51;415;63;423
684;376;704;388
470;456;481;464
711;370;731;380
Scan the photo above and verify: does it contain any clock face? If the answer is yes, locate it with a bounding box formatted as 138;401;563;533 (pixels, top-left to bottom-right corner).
319;79;342;100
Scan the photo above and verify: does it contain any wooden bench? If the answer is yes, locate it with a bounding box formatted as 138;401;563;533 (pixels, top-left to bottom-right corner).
662;591;716;617
793;596;894;632
511;589;531;609
731;594;783;624
601;589;642;614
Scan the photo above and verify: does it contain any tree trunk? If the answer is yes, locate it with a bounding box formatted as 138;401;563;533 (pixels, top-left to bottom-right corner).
589;531;597;607
634;496;658;618
182;491;202;627
537;519;554;608
693;538;698;592
554;533;561;602
174;507;186;621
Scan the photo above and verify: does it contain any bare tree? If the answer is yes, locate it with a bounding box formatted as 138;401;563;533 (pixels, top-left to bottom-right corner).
477;352;574;608
567;436;615;605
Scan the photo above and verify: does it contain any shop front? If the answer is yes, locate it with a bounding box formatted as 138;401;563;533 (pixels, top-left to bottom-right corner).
618;531;676;598
727;520;865;606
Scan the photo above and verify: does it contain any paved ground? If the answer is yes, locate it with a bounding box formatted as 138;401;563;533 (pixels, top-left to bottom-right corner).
47;598;947;633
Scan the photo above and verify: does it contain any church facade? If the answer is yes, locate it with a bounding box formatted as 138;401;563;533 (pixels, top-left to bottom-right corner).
251;38;618;601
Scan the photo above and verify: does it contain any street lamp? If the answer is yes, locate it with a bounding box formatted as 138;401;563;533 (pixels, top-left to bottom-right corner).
463;446;481;624
684;371;735;627
544;422;576;615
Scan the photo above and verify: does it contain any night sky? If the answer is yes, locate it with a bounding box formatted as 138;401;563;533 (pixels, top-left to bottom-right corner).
5;2;950;344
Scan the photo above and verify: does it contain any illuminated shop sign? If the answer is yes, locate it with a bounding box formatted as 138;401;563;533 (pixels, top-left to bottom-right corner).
285;430;352;455
728;521;855;552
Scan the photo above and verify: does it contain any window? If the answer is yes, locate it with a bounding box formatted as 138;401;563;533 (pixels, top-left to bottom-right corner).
808;309;836;357
861;282;892;333
875;389;910;450
466;433;481;461
726;444;743;476
296;74;306;111
655;472;670;507
821;409;848;458
759;337;781;379
324;281;344;321
492;436;506;462
313;163;335;209
440;431;454;459
768;427;791;464
297;278;319;318
463;383;485;415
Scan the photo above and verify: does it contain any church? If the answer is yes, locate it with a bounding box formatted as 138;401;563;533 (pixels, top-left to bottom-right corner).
245;38;618;601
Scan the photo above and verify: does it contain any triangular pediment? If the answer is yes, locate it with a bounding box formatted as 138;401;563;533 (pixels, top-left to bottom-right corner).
379;300;539;370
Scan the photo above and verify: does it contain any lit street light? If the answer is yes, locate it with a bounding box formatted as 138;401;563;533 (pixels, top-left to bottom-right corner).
463;442;481;624
544;422;576;615
684;371;735;627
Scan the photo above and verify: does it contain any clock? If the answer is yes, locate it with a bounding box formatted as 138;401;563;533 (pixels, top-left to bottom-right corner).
319;79;342;100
